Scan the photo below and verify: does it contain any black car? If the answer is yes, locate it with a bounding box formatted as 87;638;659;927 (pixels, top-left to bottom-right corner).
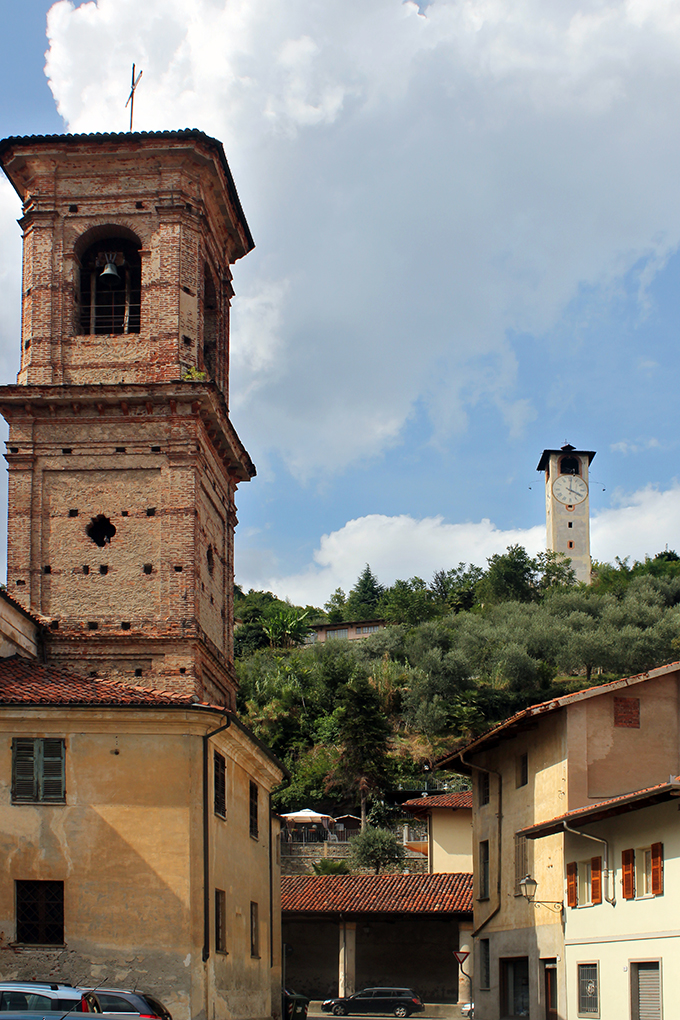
321;988;424;1018
81;989;172;1020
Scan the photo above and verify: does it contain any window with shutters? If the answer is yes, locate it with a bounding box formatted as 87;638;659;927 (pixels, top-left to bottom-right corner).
15;880;64;945
215;889;227;953
12;739;65;803
567;861;578;907
214;751;226;818
631;844;663;898
622;848;636;899
249;780;259;839
578;860;592;906
577;962;599;1017
514;834;528;895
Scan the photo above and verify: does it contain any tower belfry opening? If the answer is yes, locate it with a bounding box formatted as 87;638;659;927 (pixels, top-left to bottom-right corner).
0;129;256;704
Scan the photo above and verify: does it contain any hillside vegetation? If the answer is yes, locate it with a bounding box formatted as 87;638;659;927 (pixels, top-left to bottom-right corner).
235;548;680;812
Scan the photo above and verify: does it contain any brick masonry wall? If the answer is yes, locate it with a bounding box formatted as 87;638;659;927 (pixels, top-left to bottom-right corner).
280;842;429;876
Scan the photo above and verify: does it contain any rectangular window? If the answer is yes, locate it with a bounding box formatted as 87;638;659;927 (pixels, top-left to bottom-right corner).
479;840;490;899
516;752;528;788
250;901;259;958
578;860;592;906
16;880;64;945
215;889;226;953
514;835;528;895
327;628;348;640
614;697;640;728
479;771;490;807
214;751;226;818
578;962;599;1016
479;939;490;989
249;781;259;839
12;738;65;803
634;843;663;897
500;957;529;1018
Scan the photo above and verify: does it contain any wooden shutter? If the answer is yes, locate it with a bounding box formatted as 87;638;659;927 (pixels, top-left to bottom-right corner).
12;739;37;801
622;848;635;899
591;856;603;904
41;739;65;801
651;842;664;896
567;861;578;907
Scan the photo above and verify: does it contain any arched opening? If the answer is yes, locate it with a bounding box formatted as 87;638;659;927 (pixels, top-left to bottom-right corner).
560;456;581;476
78;234;141;335
203;264;218;379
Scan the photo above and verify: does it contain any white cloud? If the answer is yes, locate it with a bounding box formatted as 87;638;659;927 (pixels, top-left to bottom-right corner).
238;482;680;604
30;0;680;479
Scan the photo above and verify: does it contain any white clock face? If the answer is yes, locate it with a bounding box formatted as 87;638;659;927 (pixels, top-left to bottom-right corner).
553;474;588;505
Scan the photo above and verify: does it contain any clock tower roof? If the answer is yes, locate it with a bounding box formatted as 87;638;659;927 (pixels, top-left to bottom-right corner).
536;446;596;471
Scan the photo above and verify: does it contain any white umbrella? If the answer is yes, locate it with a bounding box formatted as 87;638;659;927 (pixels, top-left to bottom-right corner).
280;808;335;823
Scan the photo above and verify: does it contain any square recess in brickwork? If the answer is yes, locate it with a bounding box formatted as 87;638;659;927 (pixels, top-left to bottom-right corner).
614;696;640;728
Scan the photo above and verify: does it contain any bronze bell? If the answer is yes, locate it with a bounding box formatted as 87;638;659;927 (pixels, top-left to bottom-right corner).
99;253;121;288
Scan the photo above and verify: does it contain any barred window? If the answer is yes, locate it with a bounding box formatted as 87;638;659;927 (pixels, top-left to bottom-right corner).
479;939;490;989
16;880;64;945
578;963;599;1016
12;738;65;803
250;901;259;958
249;781;259;839
214;751;226;818
479;840;490;899
215;889;226;953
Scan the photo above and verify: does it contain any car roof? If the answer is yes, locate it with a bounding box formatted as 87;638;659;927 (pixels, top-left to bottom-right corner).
0;984;78;992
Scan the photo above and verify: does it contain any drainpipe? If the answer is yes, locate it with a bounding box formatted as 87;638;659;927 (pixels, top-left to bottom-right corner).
458;752;503;938
203;711;231;962
562;821;615;905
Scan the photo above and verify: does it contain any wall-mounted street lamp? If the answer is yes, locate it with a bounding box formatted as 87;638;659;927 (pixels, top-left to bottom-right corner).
519;875;563;912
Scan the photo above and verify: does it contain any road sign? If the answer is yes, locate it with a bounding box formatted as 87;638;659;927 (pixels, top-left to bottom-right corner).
453;951;470;964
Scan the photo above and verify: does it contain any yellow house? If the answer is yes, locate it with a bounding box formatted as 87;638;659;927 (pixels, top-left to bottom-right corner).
0;657;284;1020
440;661;680;1020
402;792;473;874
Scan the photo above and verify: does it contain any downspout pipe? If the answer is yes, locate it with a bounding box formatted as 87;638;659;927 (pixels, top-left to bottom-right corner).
458;752;503;938
562;821;615;906
203;711;231;963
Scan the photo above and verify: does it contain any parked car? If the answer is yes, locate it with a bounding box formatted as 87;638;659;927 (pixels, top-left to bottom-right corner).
0;981;90;1013
282;989;309;1020
321;988;424;1018
460;1005;474;1019
80;990;171;1020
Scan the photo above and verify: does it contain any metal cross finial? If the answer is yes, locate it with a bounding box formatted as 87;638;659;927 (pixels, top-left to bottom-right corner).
125;63;143;131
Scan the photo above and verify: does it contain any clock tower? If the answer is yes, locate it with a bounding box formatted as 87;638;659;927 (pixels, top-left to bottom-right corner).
537;443;596;584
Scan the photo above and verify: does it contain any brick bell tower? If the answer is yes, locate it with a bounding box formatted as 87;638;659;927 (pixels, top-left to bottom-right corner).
0;130;256;707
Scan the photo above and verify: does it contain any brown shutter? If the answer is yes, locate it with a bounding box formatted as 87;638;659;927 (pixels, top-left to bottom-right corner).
567;861;578;907
622;848;635;899
651;842;664;896
591;856;603;904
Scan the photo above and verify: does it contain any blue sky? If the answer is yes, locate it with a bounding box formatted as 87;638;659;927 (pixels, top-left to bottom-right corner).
2;0;680;606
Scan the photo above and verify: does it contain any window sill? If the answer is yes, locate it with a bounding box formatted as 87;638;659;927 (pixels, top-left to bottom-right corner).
12;942;66;949
250;833;259;841
11;800;66;806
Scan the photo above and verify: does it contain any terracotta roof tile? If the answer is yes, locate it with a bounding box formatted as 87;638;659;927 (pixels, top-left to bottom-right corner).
0;656;194;707
281;873;473;916
402;792;472;812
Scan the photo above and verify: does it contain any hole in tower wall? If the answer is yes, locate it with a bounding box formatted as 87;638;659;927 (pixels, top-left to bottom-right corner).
86;514;117;547
207;545;214;576
203;263;218;380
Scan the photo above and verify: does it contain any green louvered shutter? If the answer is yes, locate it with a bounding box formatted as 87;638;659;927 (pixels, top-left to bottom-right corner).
12;739;37;801
40;740;65;801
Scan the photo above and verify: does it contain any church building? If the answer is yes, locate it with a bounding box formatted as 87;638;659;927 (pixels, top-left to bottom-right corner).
0;130;283;1020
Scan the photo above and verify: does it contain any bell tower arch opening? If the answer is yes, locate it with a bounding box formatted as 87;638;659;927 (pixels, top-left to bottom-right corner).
203;262;218;379
76;227;142;335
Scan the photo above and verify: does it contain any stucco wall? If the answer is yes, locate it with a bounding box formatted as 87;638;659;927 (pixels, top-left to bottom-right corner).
430;808;472;873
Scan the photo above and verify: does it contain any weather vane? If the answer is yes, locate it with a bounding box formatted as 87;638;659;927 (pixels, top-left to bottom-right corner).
125;63;143;131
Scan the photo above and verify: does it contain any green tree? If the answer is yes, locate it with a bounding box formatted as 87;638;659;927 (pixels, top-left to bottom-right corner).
381;577;438;626
476;544;538;605
430;564;484;613
326;670;390;826
345;565;385;621
324;588;348;623
350;826;406;874
262;607;311;649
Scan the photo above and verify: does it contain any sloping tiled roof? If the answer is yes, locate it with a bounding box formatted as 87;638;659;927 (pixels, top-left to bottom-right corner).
0;656;194;707
438;660;680;771
281;873;473;916
518;777;680;839
402;792;472;812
